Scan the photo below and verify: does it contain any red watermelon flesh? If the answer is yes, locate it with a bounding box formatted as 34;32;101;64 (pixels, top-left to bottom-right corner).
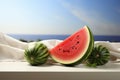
50;26;93;64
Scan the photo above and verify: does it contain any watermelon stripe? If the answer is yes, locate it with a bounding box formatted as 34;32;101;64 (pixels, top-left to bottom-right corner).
24;43;49;66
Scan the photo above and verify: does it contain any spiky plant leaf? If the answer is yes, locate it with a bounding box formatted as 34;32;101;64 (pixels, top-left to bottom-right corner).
24;43;49;66
86;45;110;67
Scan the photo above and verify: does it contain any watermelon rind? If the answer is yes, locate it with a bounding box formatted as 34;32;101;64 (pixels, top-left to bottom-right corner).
64;26;94;66
50;26;94;66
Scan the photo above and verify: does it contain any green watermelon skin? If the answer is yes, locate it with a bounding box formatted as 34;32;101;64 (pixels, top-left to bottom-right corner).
24;43;49;66
86;45;110;67
50;26;94;66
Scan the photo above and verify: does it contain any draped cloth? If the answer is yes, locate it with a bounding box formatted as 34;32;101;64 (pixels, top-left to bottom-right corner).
0;32;120;61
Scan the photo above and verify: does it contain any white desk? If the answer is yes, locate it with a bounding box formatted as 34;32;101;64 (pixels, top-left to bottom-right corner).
0;61;120;80
0;61;120;72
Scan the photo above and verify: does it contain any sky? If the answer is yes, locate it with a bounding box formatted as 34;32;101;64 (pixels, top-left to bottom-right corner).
0;0;120;35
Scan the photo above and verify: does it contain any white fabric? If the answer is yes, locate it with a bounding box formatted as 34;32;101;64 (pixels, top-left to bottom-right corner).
0;32;120;61
0;32;28;49
0;32;27;61
28;39;62;50
0;32;63;61
0;43;24;61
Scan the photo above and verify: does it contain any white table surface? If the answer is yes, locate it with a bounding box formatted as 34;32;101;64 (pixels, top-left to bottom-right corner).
0;61;120;80
0;61;120;72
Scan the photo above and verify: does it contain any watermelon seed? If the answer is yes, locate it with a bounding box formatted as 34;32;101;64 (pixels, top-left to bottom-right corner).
77;35;79;38
59;48;61;51
58;47;63;51
71;46;75;49
63;50;70;53
76;41;79;44
75;47;77;49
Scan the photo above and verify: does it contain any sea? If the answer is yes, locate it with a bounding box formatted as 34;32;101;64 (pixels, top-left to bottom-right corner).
8;34;120;42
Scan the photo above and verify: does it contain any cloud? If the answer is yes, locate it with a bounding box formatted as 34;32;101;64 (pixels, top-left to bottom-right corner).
60;1;120;35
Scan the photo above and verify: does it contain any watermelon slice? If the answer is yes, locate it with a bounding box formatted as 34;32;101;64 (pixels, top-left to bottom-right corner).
50;26;94;66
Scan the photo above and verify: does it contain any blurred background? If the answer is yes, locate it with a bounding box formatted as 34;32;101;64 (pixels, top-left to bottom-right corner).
0;0;120;41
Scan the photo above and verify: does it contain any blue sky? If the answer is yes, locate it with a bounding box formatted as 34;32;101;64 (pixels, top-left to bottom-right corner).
0;0;120;35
